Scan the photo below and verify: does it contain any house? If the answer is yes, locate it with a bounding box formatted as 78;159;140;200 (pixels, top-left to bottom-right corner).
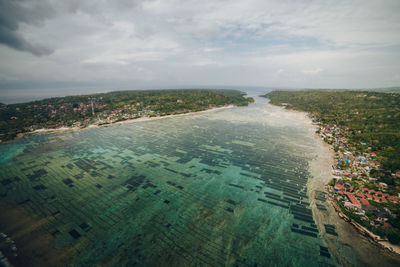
345;201;360;209
379;182;388;189
344;192;361;209
355;192;365;198
344;183;354;192
332;170;342;176
387;196;399;203
360;198;370;206
369;189;376;195
383;222;392;228
372;207;391;222
334;184;345;191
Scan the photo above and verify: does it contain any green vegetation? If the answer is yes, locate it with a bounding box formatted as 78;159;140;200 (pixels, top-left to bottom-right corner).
262;90;400;174
0;89;254;142
361;87;400;94
263;89;400;244
337;197;400;244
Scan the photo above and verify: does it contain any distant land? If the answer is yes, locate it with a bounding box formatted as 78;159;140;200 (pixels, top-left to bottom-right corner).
0;89;254;142
293;87;400;94
263;89;400;245
0;86;273;104
361;87;400;94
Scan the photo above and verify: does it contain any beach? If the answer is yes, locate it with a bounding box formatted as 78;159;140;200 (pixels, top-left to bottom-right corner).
274;105;400;266
10;105;234;142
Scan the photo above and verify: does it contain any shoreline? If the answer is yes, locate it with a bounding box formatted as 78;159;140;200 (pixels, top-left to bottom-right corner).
267;102;400;261
328;192;400;255
7;105;233;143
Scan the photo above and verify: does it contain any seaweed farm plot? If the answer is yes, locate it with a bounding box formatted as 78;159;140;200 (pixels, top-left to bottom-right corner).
0;97;337;266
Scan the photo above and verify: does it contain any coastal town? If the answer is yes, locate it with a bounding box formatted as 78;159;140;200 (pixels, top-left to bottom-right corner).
264;90;400;246
318;124;400;243
0;89;254;142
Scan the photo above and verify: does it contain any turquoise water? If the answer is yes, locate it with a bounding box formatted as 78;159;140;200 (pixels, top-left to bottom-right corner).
1;96;336;266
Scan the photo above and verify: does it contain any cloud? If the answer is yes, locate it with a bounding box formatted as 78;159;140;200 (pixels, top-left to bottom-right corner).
302;68;324;75
0;25;53;56
0;0;400;94
0;0;54;56
276;69;284;74
193;59;219;66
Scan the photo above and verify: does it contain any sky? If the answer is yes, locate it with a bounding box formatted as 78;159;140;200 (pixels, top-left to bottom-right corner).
1;0;400;102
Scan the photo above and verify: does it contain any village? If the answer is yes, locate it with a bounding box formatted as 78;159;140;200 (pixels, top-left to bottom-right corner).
317;124;400;241
0;89;254;142
20;99;189;130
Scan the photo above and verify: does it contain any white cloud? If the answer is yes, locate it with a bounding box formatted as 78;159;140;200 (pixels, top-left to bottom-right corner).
276;69;284;74
0;0;400;96
193;59;219;66
303;68;324;75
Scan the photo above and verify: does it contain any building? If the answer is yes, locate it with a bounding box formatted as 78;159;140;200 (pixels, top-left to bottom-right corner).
388;196;399;203
360;198;370;206
344;192;361;209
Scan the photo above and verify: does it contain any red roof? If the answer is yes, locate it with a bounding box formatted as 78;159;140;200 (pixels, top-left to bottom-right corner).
337;191;345;195
382;193;390;198
373;195;380;201
335;184;345;190
362;187;369;192
356;193;365;198
365;194;372;199
345;192;361;206
388;196;399;202
381;197;387;203
383;222;392;228
360;198;370;206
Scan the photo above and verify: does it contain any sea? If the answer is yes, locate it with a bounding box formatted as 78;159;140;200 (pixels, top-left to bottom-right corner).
1;94;400;266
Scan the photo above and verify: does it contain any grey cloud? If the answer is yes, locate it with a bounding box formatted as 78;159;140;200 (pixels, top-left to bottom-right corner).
0;25;53;56
0;0;54;56
0;0;399;90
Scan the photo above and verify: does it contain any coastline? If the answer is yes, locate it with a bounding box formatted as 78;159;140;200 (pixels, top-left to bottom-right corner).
328;193;400;255
8;105;233;143
267;102;400;265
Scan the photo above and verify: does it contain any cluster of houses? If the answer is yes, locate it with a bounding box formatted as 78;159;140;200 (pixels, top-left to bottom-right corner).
44;101;107;118
317;125;399;228
3;98;199;136
333;183;398;227
37;100;165;128
79;100;192;126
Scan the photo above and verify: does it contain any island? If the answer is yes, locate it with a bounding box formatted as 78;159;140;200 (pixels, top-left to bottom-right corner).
262;89;400;245
0;89;254;142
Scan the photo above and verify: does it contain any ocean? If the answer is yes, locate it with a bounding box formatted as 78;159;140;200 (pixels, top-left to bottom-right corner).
1;95;399;266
